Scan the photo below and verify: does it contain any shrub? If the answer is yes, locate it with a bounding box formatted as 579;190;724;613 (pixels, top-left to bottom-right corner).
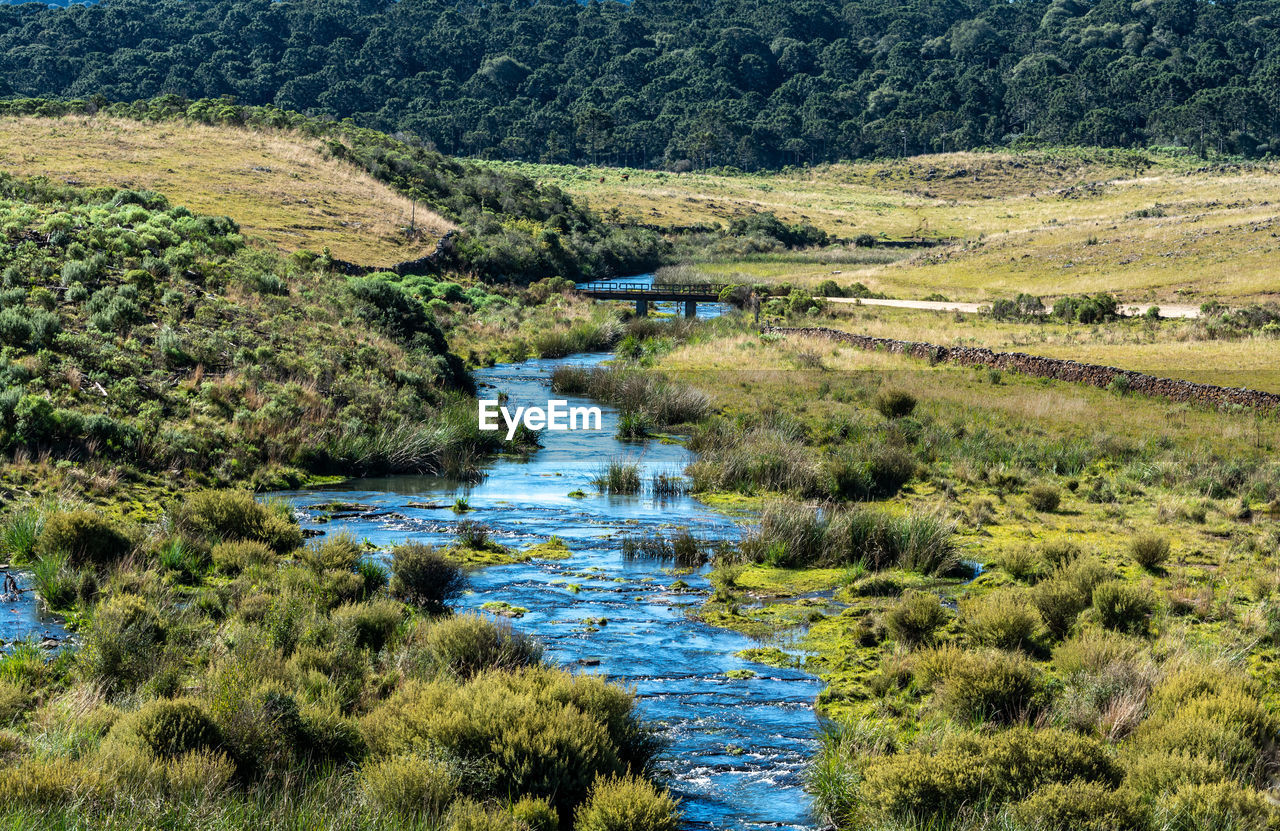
113;698;222;758
512;796;559;831
211;539;274;574
1155;782;1275;831
1032;578;1087;640
332;599;404;652
875;389;917;419
1010;781;1146;831
1124;751;1228;798
359;754;458;819
1060;555;1111;604
999;547;1044;582
361;667;655;816
1094;581;1154;634
574;774;680;831
1130;533;1171;571
862;728;1117;819
916;646;1043;723
1027;484;1061;512
303;532;363;572
0;757;97;807
171;490;302;553
963;590;1041;651
1041;539;1081;567
418;613;543;679
390;542;466;612
78;593;166;694
823;446;915;500
36;510;131;567
883;591;947;646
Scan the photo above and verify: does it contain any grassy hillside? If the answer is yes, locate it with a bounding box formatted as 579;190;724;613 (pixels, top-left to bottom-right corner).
488;150;1280;304
0;98;668;283
0;116;453;268
0;173;540;516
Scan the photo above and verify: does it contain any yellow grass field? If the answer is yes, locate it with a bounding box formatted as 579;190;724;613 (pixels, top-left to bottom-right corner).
0;116;454;266
486;153;1280;304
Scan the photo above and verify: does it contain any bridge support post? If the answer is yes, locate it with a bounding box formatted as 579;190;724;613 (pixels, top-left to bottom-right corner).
636;299;648;317
684;300;697;318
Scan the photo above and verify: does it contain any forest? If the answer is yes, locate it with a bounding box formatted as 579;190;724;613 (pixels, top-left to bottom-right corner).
1;0;1278;167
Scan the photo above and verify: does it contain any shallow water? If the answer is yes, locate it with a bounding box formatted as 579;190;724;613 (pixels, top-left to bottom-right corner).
0;569;69;649
278;352;822;830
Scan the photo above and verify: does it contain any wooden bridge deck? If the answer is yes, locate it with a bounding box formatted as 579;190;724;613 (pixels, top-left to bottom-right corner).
578;282;726;302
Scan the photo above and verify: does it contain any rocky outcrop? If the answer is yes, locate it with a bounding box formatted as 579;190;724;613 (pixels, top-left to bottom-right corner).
764;325;1280;411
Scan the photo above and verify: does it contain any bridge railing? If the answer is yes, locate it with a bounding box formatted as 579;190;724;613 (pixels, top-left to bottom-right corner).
578;282;728;295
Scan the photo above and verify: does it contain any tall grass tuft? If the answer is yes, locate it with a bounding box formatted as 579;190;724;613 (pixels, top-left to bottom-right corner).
651;471;689;497
0;507;42;564
29;552;76;610
622;528;708;568
739;499;958;573
552;366;710;426
594;458;642;495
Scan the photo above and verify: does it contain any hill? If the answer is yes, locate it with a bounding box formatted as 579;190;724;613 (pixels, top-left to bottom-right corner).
0;172;540;516
0;115;453;267
499;150;1280;304
0;0;1277;166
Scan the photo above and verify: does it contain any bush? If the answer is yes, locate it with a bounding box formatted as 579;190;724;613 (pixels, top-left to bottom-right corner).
36;510;131;567
113;698;222;758
875;389;917;419
1130;533;1171;571
361;667;656;816
171;490;302;553
210;539;274;574
963;590;1041;651
359;754;458;819
1124;751;1228;798
1041;539;1081;567
419;613;543;679
916;646;1043;723
999;547;1044;582
574;774;680;831
390;542;466;612
1027;484;1061;512
78;593;166;694
1094;581;1154;634
862;728;1117;819
883;591;947;646
332;599;404;652
1032;578;1087;640
1010;781;1146;831
1155;782;1276;831
823;446;915;500
0;757;97;807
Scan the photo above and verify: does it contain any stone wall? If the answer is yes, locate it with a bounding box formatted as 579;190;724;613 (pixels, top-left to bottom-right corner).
763;325;1280;411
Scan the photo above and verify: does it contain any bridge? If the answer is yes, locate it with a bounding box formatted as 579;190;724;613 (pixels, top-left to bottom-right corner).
577;281;728;317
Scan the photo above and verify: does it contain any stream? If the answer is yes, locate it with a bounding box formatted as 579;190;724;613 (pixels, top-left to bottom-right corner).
277;349;823;830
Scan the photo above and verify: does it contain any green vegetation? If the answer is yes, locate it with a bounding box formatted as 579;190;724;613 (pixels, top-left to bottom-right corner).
0;491;676;830
576;311;1280;830
2;0;1277;166
0;173;548;511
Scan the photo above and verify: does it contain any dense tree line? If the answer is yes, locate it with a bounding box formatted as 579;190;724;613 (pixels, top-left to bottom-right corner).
1;0;1277;167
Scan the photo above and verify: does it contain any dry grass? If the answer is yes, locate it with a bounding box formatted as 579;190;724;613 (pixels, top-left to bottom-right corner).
817;305;1280;392
657;331;1280;455
0;116;454;266
485;152;1280;304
